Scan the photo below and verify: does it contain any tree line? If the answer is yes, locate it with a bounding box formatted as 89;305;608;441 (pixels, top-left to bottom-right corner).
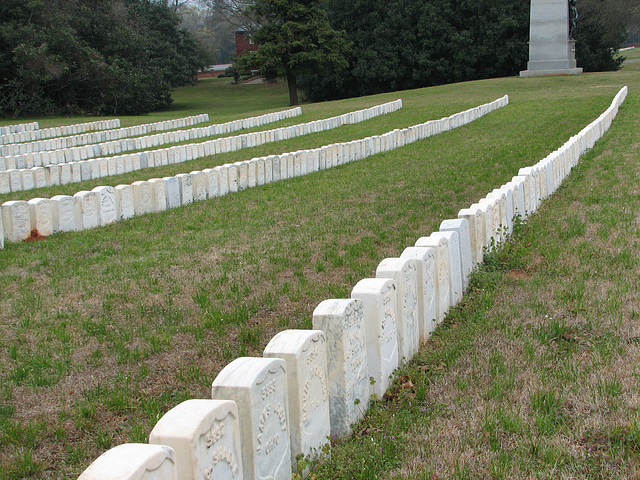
0;0;205;117
236;0;635;105
1;0;634;116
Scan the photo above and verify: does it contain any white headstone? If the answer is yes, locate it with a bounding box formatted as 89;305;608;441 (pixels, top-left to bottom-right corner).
92;186;117;226
149;179;167;213
350;278;399;398
28;198;53;237
22;170;35;191
163;177;181;209
264;330;330;467
414;235;450;323
312;299;370;437
202;168;220;198
375;258;419;363
190;171;207;201
215;166;229;196
132;181;153;216
2;200;31;242
227;165;238;193
77;443;177;480
115;185;135;221
479;196;502;246
73;190;100;230
149;399;243;480
51;195;76;232
440;218;473;292
176;173;194;205
457;205;485;267
211;357;291;480
400;246;437;341
430;231;463;306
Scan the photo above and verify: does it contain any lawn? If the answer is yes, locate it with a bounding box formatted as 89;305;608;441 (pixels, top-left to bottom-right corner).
0;62;638;479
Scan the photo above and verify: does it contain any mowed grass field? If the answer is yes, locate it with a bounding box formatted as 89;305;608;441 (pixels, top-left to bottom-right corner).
0;60;638;479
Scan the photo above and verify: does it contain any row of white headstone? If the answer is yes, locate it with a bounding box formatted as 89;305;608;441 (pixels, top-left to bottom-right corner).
0;100;400;193
0;96;499;247
75;86;628;480
0;110;289;160
73;95;506;480
0;121;39;136
0;119;121;146
1;113;213;160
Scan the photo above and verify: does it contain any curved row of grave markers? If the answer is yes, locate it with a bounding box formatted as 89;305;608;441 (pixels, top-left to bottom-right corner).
0;114;209;158
0;121;40;137
75;86;628;480
0;100;400;193
0;119;121;146
0;97;503;248
0;110;282;164
0;100;403;245
73;94;508;479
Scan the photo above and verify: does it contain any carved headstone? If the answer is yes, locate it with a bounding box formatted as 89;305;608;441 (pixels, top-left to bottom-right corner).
312;299;370;437
149;399;243;480
415;236;451;324
51;195;76;232
28;198;53;237
77;443;177;480
351;278;399;397
400;246;438;342
92;186;117;225
211;357;291;480
264;330;330;467
375;258;419;363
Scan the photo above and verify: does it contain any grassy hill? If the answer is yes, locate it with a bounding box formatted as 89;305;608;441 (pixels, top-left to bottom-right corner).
0;62;638;479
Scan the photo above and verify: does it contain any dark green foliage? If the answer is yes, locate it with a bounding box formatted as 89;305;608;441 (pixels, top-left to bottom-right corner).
236;0;350;106
574;0;627;71
298;0;529;102
299;0;628;102
0;0;204;117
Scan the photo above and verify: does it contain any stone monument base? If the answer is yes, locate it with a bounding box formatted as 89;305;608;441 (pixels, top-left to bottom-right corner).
519;67;583;77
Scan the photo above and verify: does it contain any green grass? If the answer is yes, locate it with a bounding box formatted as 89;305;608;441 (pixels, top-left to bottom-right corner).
0;62;639;479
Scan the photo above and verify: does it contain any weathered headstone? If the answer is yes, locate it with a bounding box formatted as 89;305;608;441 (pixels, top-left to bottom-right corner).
92;186;117;225
430;231;463;306
351;278;399;398
457;205;485;267
73;191;100;230
160;177;179;210
149;399;243;480
375;258;419;363
191;171;208;201
400;246;438;341
114;185;135;221
414;235;450;323
51;195;76;232
148;179;167;213
312;299;370;437
264;330;330;467
211;357;291;480
132;181;153;215
440;218;473;292
28;198;53;237
77;443;177;480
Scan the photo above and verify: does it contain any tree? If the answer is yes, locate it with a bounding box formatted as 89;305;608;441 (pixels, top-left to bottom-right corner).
236;0;350;106
298;0;529;102
574;0;635;71
0;0;204;117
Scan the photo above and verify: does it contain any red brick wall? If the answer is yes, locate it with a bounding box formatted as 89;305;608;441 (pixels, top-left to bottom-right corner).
236;31;259;57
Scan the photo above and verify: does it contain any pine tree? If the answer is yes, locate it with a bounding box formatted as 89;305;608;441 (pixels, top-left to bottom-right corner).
237;0;350;106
